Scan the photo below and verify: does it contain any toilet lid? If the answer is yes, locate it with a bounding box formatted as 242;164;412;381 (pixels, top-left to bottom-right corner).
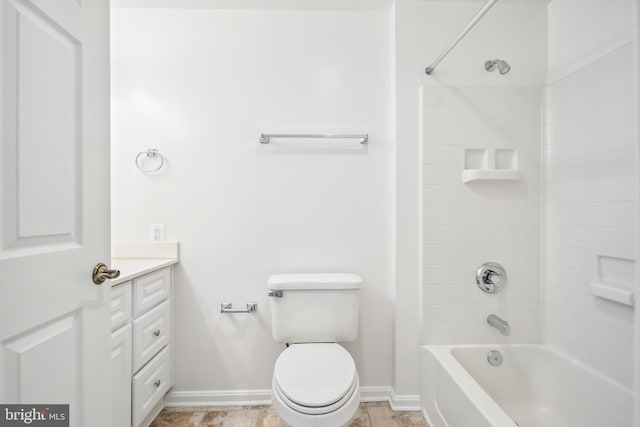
274;343;357;408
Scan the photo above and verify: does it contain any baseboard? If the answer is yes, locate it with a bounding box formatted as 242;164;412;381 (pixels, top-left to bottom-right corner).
360;386;392;402
389;388;421;411
164;386;421;411
164;389;272;407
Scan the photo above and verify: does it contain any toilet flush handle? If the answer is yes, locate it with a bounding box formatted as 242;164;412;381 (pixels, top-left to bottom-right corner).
268;290;283;298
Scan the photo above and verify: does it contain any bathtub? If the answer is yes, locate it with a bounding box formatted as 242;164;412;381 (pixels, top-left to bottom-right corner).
421;344;633;427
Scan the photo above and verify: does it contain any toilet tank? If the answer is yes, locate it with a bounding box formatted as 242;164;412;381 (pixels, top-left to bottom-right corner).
267;273;361;343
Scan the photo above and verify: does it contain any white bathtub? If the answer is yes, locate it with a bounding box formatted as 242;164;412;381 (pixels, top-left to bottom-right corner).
421;344;633;427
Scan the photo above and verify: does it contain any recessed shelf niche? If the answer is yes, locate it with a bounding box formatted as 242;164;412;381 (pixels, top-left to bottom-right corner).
590;255;636;307
462;148;521;183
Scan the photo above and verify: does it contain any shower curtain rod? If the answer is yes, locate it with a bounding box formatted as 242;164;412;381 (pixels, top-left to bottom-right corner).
425;0;499;75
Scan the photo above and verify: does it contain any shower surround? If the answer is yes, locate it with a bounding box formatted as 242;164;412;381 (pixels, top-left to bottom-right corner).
413;0;636;423
420;85;543;345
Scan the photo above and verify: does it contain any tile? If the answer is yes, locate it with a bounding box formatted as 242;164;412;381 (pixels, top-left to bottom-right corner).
367;406;428;427
440;185;461;205
153;403;427;427
422;145;441;165
348;404;372;427
423;125;441;145
422;245;459;265
254;404;376;427
422;225;441;245
422;186;441;205
441;86;462;106
442;105;462;124
422;206;441;225
198;409;259;427
441;125;462;145
440;166;458;185
422;166;442;185
462;124;483;143
440;205;461;225
421;304;485;326
422;105;441;125
441;146;462;166
149;410;204;427
255;407;284;427
422;264;467;285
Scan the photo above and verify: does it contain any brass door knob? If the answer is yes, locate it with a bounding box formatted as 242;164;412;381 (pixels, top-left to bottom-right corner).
92;263;121;285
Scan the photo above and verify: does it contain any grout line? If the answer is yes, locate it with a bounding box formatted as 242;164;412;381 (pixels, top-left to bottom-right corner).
364;405;374;427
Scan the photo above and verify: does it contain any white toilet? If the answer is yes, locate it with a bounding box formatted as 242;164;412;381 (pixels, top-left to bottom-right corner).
267;273;362;427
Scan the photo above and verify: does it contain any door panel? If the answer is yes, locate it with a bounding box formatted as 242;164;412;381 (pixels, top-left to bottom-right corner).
0;0;111;426
4;312;79;405
2;0;82;256
16;2;80;241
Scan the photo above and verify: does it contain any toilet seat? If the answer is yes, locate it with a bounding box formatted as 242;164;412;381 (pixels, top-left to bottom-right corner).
273;343;358;416
273;374;358;416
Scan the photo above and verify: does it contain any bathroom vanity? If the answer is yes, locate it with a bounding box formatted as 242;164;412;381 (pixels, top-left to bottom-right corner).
109;257;178;427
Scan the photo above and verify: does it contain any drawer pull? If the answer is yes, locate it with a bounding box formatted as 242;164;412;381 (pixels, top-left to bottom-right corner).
153;329;161;337
154;380;161;387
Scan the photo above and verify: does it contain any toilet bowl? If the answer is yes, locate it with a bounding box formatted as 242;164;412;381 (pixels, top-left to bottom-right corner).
267;273;362;427
271;343;360;427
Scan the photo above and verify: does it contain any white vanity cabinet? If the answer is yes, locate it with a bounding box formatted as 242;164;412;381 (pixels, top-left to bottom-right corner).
110;264;174;427
110;284;133;427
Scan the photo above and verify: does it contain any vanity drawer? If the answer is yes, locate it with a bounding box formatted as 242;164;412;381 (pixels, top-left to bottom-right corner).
133;300;170;372
132;346;170;427
133;267;170;316
110;282;132;331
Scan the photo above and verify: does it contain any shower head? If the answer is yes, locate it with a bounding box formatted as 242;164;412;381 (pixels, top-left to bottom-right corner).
485;59;511;75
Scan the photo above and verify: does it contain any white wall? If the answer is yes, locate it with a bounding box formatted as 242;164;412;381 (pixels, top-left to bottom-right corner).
544;0;636;388
548;0;635;83
111;0;638;406
111;7;394;395
393;0;546;355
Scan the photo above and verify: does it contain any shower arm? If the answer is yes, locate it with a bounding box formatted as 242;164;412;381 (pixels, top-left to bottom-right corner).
425;0;499;75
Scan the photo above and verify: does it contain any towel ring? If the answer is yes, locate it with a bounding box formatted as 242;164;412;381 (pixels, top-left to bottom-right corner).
135;148;165;173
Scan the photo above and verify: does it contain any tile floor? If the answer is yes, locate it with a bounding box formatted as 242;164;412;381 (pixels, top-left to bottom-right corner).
150;402;428;427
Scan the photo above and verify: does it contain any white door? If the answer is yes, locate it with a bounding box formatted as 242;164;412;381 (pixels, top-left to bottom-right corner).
0;0;111;426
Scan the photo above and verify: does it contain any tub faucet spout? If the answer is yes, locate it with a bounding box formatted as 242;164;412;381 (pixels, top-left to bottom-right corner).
487;314;510;336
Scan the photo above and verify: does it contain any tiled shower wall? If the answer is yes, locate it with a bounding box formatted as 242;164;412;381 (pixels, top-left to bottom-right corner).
543;44;636;388
420;86;542;344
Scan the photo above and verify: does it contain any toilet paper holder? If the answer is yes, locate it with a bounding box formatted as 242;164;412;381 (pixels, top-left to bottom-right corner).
220;302;257;314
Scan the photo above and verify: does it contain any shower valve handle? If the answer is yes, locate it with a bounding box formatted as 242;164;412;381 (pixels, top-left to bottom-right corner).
476;262;507;294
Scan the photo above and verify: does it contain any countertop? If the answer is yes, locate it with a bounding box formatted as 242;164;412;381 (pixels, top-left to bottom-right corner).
110;258;179;286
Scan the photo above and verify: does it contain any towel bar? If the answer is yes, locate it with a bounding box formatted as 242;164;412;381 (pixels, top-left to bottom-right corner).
259;133;368;144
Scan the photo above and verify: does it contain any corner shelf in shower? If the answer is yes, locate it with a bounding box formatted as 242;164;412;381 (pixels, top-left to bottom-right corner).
462;169;521;183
